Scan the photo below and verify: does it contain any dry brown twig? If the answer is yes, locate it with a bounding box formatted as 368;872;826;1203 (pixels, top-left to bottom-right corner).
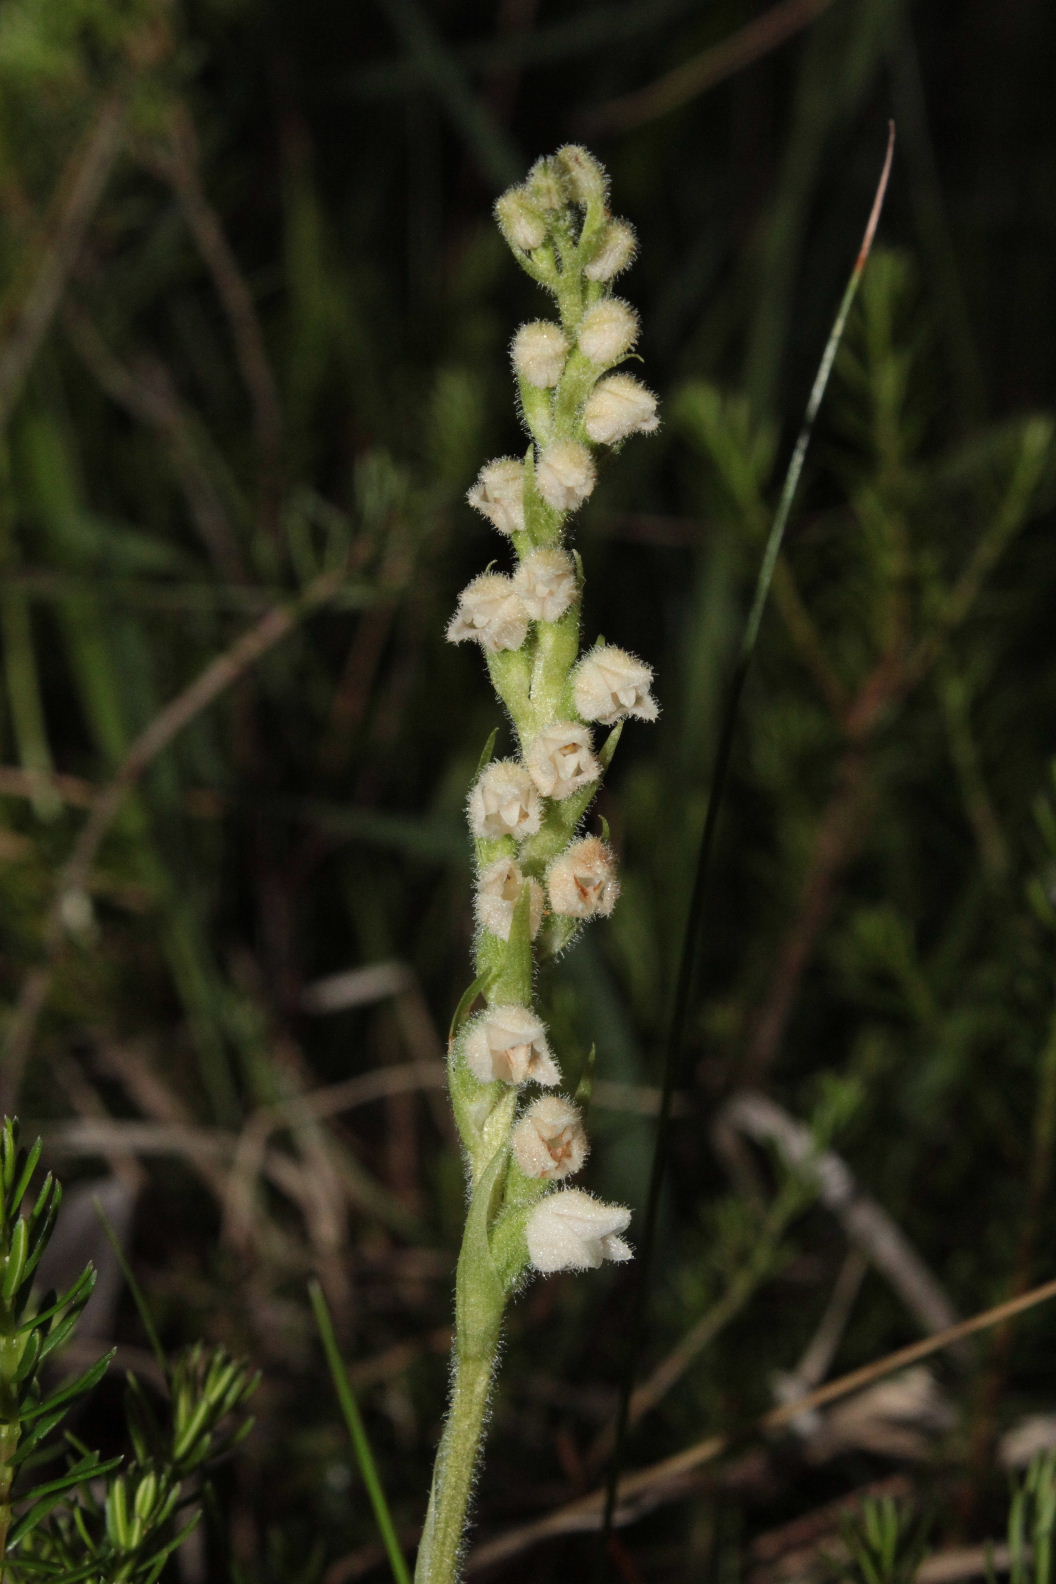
466;1273;1056;1572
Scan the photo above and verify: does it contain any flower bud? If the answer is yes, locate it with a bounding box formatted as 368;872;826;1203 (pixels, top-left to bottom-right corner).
556;144;607;207
511;548;578;624
467;458;526;537
526;1188;632;1272
512;321;568;389
468;760;542;841
584;218;637;281
475;856;543;941
525;158;566;212
512;1095;589;1181
573;643;658;725
526;721;599;801
464;1004;560;1086
495;188;547;252
578;299;639;365
536;440;596;513
547;836;620;919
446;573;529;653
584;373;659;445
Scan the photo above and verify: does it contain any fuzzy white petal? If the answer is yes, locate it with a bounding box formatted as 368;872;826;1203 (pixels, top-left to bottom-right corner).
536;442;596;514
583;374;659;445
464;1005;560;1087
511;548;578;624
547;836;620;919
475;857;543;941
447;574;529;653
526;722;599;801
526;1189;632;1273
572;645;658;726
467;459;526;537
468;761;542;841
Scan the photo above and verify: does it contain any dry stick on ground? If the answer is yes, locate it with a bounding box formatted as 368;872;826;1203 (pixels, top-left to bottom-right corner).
0;89;128;431
600;1091;961;1458
1;560;351;1111
467;1274;1056;1573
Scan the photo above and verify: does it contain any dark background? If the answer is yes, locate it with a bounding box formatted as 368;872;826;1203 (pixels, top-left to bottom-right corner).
3;0;1056;1578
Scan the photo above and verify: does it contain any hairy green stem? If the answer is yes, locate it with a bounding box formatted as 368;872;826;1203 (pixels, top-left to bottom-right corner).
415;1345;499;1583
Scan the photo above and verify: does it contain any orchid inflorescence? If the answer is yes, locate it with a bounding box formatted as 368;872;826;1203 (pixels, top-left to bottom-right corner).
446;143;659;1280
417;145;659;1582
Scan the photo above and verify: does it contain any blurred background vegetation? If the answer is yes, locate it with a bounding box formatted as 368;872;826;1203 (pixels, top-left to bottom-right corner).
2;0;1056;1578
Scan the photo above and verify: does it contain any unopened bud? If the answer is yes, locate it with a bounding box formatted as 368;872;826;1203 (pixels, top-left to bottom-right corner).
512;1095;589;1181
578;299;639;366
536;440;596;513
467;458;526;537
584;373;659;445
496;188;547;252
511;547;578;623
464;1004;560;1086
547;835;620;919
573;643;658;725
556;144;607;207
512;321;568;388
468;760;542;841
526;721;599;801
584;218;637;282
475;856;544;941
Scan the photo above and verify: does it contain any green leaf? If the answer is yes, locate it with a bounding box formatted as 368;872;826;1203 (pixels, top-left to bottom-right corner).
309;1280;412;1584
22;1348;115;1423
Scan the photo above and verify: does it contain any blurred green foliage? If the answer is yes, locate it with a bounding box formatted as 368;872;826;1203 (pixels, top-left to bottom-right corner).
1;0;1056;1578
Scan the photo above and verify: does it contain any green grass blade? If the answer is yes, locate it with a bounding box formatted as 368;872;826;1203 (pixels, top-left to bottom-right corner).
598;123;897;1563
308;1279;412;1584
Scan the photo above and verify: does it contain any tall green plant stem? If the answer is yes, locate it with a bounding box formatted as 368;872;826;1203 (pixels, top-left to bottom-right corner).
415;1344;499;1582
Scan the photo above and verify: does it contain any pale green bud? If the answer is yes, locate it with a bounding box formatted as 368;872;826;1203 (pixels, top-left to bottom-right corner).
578;299;639;365
496;188;547;251
584;218;637;281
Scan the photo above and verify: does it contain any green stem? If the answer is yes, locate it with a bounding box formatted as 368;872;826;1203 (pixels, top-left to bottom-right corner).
414;1345;498;1583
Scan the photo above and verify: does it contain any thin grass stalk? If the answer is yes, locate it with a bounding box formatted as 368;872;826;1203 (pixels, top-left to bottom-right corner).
599;123;896;1560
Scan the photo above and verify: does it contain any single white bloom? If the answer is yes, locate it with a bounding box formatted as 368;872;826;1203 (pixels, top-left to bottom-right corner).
584;219;637;282
446;573;529;654
467;458;526;537
547;836;620;919
578;299;639;366
584;374;659;445
475;856;543;941
464;1004;560;1087
512;1095;589;1181
526;1188;632;1273
526;721;599;801
495;189;546;252
468;760;542;841
536;441;596;514
573;644;658;725
512;548;578;624
512;321;568;389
